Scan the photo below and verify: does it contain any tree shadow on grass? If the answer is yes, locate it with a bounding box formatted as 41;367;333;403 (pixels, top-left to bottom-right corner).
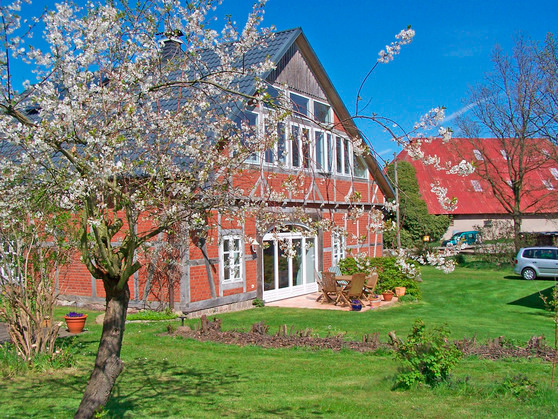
104;358;250;417
508;285;555;311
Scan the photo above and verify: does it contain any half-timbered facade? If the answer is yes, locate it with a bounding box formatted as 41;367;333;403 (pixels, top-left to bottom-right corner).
57;28;393;315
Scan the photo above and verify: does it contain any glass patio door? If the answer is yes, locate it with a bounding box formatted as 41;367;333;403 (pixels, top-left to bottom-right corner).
262;230;318;302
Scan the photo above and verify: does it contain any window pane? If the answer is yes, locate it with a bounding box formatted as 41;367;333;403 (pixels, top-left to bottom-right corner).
264;122;274;164
343;138;350;175
302;128;310;169
354;154;367;178
315;131;324;170
336;136;343;174
277;123;286;165
327;133;333;172
290;93;309;116
263;85;280;108
235;111;258;163
314;101;330;124
291;126;300;167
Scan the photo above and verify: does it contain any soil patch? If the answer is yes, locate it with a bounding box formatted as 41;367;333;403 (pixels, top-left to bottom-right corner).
168;316;558;361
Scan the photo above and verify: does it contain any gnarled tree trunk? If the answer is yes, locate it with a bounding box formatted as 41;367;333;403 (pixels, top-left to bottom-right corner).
75;280;130;419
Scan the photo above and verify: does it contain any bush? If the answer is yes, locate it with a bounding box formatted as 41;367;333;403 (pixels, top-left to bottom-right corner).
393;319;462;389
338;256;422;299
0;339;75;378
127;308;178;321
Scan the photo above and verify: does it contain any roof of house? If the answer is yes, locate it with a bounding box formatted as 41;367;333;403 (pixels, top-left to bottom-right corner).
397;137;558;215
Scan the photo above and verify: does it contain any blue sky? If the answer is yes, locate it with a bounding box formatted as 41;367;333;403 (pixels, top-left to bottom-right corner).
14;0;558;164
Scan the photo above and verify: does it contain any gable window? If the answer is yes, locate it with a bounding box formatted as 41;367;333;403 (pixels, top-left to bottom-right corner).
473;149;483;161
543;179;555;191
221;235;243;283
354;154;368;179
314;101;331;124
290;93;309;117
551;168;558;180
471;180;483;192
500;149;508;160
332;230;346;266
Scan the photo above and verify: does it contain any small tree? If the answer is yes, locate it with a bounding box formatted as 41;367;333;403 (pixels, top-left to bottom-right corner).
384;161;451;248
0;187;72;362
457;35;558;252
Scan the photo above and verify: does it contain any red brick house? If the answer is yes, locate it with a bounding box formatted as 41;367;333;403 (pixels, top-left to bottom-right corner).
397;137;558;240
56;28;394;315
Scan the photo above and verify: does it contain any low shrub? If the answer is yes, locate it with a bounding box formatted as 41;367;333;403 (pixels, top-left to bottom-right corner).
338;256;422;299
0;339;75;378
127;308;178;321
393;319;462;389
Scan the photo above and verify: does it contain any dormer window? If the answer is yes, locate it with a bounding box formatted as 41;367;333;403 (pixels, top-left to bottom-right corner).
543;179;555;191
473;149;483;161
471;180;483;192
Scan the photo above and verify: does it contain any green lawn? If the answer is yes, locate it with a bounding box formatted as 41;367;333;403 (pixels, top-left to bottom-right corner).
1;266;558;417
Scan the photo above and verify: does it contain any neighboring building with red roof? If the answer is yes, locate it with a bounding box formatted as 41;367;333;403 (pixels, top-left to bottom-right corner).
397;137;558;239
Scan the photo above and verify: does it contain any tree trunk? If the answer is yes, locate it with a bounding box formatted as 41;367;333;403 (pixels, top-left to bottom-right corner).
512;212;522;253
75;280;130;419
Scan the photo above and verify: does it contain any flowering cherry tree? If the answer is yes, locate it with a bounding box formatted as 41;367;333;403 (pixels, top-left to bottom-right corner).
0;1;470;416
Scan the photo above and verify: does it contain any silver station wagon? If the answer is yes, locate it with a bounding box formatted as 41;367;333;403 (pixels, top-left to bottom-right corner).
514;247;558;280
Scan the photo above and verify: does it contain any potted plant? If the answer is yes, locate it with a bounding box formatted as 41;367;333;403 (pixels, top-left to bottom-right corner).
369;295;382;308
64;312;88;334
381;289;395;302
350;299;363;311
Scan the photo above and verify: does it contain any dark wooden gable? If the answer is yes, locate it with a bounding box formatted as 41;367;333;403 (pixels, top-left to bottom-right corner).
267;42;327;101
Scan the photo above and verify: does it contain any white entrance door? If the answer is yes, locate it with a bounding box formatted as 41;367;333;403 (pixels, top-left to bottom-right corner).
262;231;318;302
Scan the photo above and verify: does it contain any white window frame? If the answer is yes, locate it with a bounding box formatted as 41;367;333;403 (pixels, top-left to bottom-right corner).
220;234;244;284
550;168;558;180
332;230;346;266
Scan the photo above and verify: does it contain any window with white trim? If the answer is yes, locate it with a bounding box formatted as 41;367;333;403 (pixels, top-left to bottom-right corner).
500;149;508;160
290;93;309;117
551;168;558;180
313;100;331;124
221;235;243;283
332;230;346;266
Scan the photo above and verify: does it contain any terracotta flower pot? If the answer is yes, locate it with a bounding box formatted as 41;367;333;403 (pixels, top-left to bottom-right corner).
64;314;87;334
382;291;394;302
395;287;406;297
370;299;381;309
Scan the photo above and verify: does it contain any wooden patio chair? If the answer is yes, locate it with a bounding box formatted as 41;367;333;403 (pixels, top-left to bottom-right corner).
362;271;379;301
336;273;366;306
317;272;342;303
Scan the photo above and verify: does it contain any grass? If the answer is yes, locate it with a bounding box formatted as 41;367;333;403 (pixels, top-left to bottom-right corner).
1;266;558;417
